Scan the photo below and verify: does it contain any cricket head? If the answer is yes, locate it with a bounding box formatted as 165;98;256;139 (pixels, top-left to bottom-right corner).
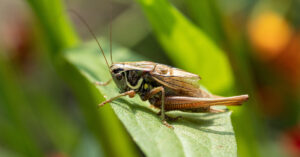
110;63;145;93
110;63;128;93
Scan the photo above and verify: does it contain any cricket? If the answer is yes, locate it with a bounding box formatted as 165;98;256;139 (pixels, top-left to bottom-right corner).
71;9;249;128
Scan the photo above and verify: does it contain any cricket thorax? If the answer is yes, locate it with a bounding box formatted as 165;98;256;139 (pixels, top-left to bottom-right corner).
124;70;144;90
117;70;162;102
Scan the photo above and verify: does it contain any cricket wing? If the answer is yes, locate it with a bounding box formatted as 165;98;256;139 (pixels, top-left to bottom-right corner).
113;61;156;71
151;74;211;97
162;94;249;110
151;64;201;80
117;61;201;84
150;64;207;97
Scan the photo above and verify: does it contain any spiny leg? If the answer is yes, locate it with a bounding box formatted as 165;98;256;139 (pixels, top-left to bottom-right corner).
95;78;112;86
144;86;172;128
98;90;136;107
160;88;165;121
163;95;247;110
144;87;165;120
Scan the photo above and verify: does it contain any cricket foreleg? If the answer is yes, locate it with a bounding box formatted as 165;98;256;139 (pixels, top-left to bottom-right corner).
94;78;113;86
98;90;136;107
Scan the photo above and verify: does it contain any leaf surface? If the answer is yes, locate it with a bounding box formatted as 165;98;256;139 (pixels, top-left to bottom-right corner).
64;39;237;157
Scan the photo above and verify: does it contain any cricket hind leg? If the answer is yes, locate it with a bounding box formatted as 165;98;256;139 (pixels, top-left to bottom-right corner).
163;94;249;110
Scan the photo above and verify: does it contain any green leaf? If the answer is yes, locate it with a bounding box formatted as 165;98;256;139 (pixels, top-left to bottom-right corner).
64;39;237;157
0;55;42;156
135;0;234;94
185;0;225;45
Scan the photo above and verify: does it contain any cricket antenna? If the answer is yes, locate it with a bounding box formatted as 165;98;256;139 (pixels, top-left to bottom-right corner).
109;1;114;64
109;1;113;65
68;9;110;69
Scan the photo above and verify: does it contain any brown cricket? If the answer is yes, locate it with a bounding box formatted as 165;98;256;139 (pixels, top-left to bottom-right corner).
97;61;248;127
71;9;249;127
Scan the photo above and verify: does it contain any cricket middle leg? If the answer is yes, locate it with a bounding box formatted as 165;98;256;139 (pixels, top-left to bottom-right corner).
143;86;166;119
143;86;172;128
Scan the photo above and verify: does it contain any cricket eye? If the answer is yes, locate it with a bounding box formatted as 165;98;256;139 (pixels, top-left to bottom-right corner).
115;73;123;80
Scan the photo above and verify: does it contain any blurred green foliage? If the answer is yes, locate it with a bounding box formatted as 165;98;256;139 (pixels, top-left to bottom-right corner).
0;0;299;156
0;0;137;156
0;55;42;156
136;0;234;95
